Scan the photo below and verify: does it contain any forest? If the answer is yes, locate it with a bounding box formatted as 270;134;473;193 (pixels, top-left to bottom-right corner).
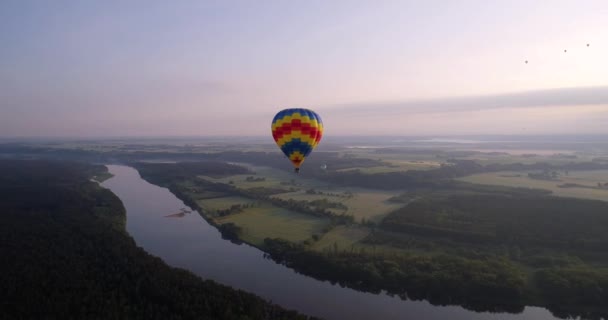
0;160;314;320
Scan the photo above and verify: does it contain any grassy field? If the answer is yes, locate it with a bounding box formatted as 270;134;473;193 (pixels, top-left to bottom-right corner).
201;162;406;223
197;196;257;211
202;174;281;188
311;225;369;251
336;166;403;174
384;159;441;170
460;153;596;166
201;164;329;190
335;161;439;173
340;190;404;223
215;205;330;246
311;226;421;256
272;189;403;223
459;170;608;201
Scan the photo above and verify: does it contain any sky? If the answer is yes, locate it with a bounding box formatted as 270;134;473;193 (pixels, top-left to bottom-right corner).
1;0;608;137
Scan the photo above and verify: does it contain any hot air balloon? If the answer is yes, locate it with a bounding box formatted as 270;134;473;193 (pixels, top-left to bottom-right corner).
271;108;323;173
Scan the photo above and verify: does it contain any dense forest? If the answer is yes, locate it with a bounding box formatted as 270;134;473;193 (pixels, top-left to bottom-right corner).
263;238;527;313
0;160;315;320
382;194;608;249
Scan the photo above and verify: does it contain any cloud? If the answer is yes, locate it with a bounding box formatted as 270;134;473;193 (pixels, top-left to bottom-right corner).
321;86;608;116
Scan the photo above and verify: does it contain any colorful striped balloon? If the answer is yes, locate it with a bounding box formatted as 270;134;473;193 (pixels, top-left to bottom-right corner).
271;108;323;173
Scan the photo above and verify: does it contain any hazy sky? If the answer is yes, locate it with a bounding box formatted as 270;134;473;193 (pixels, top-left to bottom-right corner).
1;0;608;137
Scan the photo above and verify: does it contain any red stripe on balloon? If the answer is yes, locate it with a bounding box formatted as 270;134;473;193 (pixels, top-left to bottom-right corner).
272;120;319;141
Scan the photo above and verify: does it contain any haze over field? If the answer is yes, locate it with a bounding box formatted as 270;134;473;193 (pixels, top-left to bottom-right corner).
1;0;608;137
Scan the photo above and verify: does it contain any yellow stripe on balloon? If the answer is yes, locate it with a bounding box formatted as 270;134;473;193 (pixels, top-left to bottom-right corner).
276;132;316;147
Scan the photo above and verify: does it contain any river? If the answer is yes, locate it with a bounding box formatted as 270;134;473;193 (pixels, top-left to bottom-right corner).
101;165;564;320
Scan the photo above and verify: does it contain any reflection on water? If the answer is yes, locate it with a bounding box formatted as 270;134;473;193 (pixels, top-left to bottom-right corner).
102;165;561;320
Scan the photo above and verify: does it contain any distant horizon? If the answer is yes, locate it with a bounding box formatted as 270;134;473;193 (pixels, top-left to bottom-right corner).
2;1;607;137
2;132;608;142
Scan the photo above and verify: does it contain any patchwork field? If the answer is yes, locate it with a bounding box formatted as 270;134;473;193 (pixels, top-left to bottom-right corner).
459;170;608;201
201;164;329;189
311;226;419;256
335;160;440;173
339;190;404;223
215;205;330;246
272;189;403;223
197;196;257;211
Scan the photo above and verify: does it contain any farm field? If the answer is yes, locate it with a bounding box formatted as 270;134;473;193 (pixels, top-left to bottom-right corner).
340;190;404;223
311;225;370;251
197;196;257;211
311;226;423;256
215;205;330;246
202;164;329;190
272;189;402;223
458;170;608;201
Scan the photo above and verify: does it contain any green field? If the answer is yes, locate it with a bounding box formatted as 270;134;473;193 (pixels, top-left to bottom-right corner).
201;164;329;190
201;162;406;223
458;170;608;201
380;159;441;171
335;160;440;173
272;188;402;222
340;190;403;222
311;226;420;256
215;205;330;246
336;166;404;174
311;225;370;251
197;196;257;211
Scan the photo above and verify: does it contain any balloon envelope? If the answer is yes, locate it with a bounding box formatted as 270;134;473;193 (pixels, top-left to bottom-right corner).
271;108;323;170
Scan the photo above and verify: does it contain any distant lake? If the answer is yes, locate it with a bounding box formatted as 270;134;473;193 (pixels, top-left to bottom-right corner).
102;165;565;320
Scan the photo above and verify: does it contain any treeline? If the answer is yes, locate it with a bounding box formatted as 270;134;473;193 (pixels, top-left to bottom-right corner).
218;223;244;244
387;182;551;204
308;199;348;211
0;160;315;320
263;238;526;313
6;144;608;191
310;160;485;189
267;197;354;224
535;266;608;319
263;235;608;318
381;194;608;251
0;145;385;174
135;161;251;183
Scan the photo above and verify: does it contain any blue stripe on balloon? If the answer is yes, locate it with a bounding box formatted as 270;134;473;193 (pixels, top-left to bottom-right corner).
272;108;320;124
280;138;313;158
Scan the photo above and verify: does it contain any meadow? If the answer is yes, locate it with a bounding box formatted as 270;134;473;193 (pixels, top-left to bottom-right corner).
215;205;329;246
459;170;608;201
197;196;257;211
310;226;369;251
